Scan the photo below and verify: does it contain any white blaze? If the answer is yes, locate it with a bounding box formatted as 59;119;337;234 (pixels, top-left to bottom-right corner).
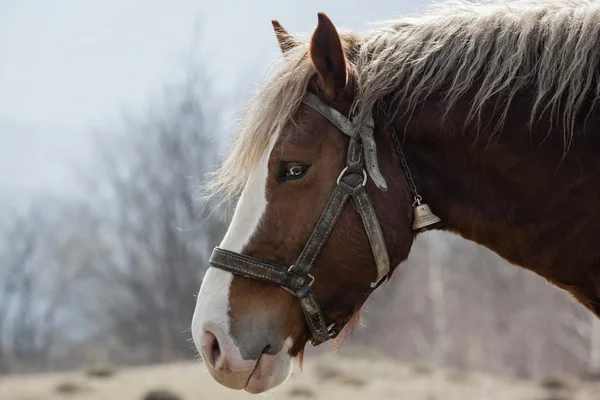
191;136;275;351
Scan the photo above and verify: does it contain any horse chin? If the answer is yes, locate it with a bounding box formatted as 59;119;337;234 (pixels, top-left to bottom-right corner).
244;351;293;394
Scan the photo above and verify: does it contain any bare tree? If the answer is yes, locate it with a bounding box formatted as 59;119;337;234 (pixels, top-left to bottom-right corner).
0;219;34;373
78;65;227;364
0;201;85;373
0;56;227;371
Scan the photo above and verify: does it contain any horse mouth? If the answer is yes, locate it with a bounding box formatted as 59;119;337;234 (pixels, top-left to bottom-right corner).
244;353;273;394
244;350;292;393
243;355;263;393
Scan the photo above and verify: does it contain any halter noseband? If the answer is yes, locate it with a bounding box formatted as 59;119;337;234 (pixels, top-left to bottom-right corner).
208;92;412;345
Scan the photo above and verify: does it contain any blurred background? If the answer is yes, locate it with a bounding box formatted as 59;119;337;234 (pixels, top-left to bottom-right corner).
1;1;600;399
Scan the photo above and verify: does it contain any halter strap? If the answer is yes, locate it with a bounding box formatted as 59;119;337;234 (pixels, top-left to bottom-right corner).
207;92;391;346
290;137;390;287
301;92;359;139
209;247;331;343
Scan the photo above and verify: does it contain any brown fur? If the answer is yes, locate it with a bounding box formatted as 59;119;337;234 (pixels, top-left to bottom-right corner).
405;87;600;315
227;10;600;358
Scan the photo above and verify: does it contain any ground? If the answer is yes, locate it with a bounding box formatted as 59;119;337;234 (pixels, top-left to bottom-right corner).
1;354;599;400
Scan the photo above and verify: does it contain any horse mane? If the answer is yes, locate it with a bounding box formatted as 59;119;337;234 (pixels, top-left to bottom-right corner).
354;0;600;149
210;0;600;200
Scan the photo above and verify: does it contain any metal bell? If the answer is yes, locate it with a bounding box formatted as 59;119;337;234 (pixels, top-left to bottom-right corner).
412;201;441;230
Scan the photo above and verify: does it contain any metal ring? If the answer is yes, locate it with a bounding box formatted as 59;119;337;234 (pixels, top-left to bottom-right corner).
360;169;368;186
412;195;423;207
336;167;368;187
336;167;349;185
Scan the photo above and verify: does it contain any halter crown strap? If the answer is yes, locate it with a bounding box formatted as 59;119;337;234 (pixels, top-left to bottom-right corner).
301;92;359;139
302;92;388;191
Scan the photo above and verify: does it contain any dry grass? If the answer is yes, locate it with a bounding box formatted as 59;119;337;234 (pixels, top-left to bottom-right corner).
55;380;88;395
85;364;117;379
539;396;570;400
337;373;367;387
445;369;471;383
540;375;571;391
313;362;342;381
337;347;388;361
288;386;316;398
142;389;183;400
411;362;434;376
0;356;599;400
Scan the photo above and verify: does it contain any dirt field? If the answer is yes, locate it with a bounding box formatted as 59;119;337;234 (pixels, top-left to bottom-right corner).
1;354;599;400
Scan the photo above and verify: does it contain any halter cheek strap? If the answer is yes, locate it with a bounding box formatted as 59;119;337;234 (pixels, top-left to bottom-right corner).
207;92;391;346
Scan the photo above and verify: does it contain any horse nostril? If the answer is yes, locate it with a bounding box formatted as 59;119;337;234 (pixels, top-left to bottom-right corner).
201;330;221;368
211;337;221;363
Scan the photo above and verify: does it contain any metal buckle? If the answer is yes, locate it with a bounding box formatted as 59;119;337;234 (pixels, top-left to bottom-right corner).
336;167;368;186
305;274;315;287
287;265;315;287
327;323;341;339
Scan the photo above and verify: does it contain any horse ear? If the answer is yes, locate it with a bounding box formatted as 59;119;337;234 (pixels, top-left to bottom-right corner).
309;13;348;100
271;20;298;54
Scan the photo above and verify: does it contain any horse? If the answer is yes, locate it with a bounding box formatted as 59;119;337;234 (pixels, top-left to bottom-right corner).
192;0;600;393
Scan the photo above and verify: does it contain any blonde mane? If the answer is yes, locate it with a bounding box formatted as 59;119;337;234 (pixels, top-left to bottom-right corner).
210;0;600;200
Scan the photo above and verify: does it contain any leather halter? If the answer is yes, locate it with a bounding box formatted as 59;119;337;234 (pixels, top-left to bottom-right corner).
208;92;390;345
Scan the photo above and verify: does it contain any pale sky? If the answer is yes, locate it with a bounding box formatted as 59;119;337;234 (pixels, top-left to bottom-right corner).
0;0;426;210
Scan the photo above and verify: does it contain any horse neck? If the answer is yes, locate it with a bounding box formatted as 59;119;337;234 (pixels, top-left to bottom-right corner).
390;94;600;315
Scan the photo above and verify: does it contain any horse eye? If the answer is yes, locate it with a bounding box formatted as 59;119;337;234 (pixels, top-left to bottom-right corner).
279;164;309;182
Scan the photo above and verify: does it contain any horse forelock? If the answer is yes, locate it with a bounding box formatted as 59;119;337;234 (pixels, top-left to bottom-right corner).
206;31;359;204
